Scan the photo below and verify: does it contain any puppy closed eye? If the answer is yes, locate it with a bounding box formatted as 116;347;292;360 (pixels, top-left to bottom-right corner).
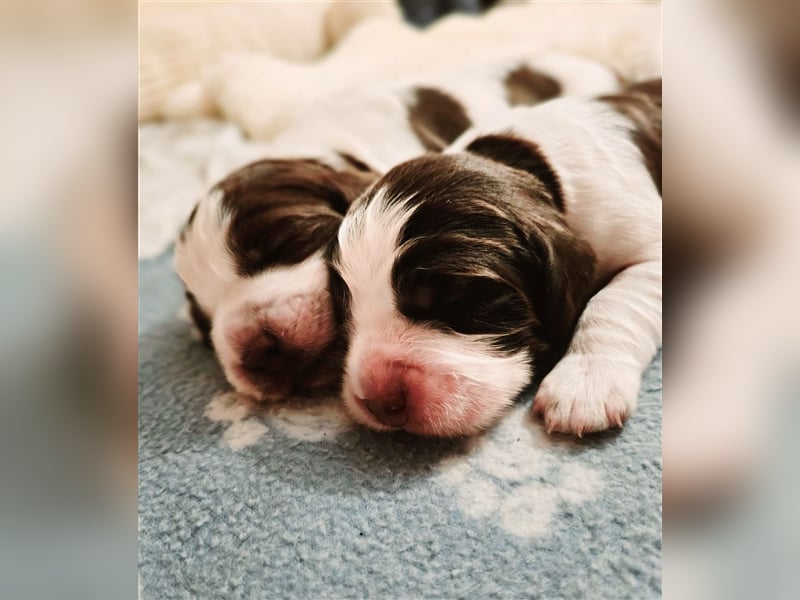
400;275;465;320
398;272;523;335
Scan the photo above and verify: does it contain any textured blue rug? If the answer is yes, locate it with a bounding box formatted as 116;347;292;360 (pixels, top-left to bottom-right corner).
138;249;661;599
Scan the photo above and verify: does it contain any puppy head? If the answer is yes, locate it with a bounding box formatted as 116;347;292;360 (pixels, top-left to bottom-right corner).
175;157;376;400
330;143;596;436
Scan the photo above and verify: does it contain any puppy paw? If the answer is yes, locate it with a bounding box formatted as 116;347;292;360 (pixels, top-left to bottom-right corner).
532;354;642;436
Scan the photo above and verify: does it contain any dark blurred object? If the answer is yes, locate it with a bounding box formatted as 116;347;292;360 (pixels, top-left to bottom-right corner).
663;0;800;597
400;0;500;26
769;50;800;118
722;0;800;121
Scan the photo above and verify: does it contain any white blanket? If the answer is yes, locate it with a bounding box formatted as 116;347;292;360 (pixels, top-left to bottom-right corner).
139;120;268;258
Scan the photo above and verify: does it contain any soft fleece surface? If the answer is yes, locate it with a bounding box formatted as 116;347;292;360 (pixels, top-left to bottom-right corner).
138;248;661;598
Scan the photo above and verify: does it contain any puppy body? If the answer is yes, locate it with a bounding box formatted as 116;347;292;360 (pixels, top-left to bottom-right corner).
448;91;661;281
175;53;622;402
483;89;661;435
267;52;620;172
334;81;661;436
202;2;659;139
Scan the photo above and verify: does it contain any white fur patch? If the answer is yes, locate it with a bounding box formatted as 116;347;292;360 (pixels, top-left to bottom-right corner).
533;353;643;436
204;253;335;400
531;52;621;98
175;303;204;340
336;187;416;328
174;189;237;315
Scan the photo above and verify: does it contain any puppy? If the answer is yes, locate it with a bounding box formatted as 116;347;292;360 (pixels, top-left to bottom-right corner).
176;158;374;398
175;53;621;401
330;79;661;436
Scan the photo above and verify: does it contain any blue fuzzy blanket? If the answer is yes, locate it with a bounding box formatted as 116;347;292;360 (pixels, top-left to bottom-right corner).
138;249;661;598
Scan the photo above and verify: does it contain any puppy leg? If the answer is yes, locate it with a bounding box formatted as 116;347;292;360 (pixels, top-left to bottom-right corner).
533;257;661;436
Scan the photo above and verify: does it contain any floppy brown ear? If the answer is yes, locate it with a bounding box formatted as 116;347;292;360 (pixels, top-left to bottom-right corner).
526;221;597;365
216;157;377;216
467;133;597;360
214;158;379;276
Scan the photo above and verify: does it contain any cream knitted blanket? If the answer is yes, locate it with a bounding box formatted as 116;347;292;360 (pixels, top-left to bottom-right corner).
139;0;401;121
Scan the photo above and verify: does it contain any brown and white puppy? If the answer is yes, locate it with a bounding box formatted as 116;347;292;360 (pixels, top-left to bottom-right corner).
174;53;621;401
330;80;661;437
176;158;375;398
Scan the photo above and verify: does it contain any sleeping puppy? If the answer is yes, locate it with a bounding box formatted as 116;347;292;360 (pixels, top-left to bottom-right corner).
330;79;661;436
174;53;622;401
176;158;374;398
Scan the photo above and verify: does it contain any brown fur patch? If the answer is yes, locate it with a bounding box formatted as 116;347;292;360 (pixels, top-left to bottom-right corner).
407;87;472;152
215;159;377;276
504;65;562;106
465;134;565;212
601;79;662;194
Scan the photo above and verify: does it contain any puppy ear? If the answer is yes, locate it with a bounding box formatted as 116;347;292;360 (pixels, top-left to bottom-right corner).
468;134;596;364
217;157;376;215
526;221;596;367
325;155;379;214
466;134;564;211
217;158;378;276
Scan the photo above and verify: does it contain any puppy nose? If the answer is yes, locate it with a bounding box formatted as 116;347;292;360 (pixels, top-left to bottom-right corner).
361;393;408;428
240;332;286;373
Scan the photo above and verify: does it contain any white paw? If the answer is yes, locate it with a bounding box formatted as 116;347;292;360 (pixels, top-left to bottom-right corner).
532;354;641;436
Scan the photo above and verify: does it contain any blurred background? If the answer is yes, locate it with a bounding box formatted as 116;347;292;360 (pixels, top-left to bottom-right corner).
0;0;798;597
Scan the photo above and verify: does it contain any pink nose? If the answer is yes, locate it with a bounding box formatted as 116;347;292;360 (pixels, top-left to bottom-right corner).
359;392;408;428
